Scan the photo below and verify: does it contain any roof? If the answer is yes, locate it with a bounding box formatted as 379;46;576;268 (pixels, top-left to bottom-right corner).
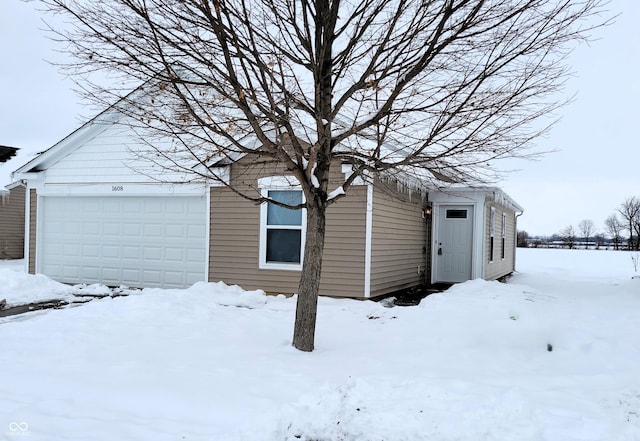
1;148;39;191
0;146;18;163
428;185;524;213
12;86;523;212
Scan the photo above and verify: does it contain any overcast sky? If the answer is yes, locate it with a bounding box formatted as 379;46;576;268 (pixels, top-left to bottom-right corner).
1;1;638;236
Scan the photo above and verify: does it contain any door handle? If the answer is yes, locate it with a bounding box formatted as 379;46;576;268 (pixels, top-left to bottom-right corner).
438;242;443;255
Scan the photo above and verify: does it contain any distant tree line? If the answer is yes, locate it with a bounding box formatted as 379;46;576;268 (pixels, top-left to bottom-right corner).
518;196;640;251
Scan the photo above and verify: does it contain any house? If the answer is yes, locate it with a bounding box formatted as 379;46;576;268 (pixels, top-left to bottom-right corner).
13;109;522;298
1;146;26;259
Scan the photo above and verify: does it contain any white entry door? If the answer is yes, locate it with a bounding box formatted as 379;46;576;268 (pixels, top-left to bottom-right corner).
39;196;207;288
436;205;474;283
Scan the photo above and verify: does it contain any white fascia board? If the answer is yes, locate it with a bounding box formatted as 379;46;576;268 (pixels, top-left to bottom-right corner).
4;180;25;191
430;186;523;213
428;188;486;205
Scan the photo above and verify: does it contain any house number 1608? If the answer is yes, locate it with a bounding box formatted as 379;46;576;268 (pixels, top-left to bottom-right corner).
112;185;124;192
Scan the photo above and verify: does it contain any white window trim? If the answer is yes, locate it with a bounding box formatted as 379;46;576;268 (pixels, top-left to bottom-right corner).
258;179;306;271
501;211;507;260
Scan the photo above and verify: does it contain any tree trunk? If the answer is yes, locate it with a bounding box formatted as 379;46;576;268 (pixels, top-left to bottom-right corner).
292;202;327;352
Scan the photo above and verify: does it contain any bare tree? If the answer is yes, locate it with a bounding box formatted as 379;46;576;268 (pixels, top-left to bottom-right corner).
578;219;595;249
593;233;606;249
516;230;529;248
604;213;624;250
41;0;607;351
618;197;640;251
559;225;577;249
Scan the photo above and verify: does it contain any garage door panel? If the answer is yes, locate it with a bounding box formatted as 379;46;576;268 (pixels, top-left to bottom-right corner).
63;243;81;257
40;196;207;288
144;246;163;261
84;222;101;235
187;224;206;238
102;245;120;258
83;245;100;257
122;246;141;259
144;224;163;237
84;266;100;279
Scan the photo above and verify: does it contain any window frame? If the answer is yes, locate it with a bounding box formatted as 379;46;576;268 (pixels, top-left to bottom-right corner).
501;212;507;260
258;179;306;271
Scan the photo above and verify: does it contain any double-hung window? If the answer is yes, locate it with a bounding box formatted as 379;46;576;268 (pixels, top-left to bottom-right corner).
489;206;495;262
259;183;306;270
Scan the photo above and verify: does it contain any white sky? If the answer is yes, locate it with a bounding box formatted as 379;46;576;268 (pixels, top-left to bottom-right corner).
1;0;638;236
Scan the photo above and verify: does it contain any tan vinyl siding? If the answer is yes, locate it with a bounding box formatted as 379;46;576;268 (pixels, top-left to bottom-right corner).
0;185;26;259
209;159;367;298
29;189;37;273
370;186;426;297
484;202;517;280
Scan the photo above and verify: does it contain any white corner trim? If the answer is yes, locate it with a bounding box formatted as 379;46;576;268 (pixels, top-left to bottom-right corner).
205;186;211;282
23;188;30;273
364;184;373;298
472;201;485;279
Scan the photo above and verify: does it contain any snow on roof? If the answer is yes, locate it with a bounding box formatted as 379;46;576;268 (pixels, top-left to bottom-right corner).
0;148;39;191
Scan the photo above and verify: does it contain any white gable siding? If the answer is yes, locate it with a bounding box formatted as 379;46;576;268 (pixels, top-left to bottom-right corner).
43;123;185;185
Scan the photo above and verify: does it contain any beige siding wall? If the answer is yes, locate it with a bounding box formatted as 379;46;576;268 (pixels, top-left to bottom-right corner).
484;201;517;280
209;159;367;298
29;189;37;273
0;185;26;259
370;185;426;297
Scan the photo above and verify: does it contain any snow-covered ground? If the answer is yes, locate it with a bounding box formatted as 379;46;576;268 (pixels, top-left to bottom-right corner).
1;248;639;441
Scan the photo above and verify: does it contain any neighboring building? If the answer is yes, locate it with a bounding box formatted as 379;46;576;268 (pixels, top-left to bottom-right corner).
1;146;26;259
13;109;522;297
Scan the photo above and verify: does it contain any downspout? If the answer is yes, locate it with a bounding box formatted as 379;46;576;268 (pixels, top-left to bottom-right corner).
514;210;524;272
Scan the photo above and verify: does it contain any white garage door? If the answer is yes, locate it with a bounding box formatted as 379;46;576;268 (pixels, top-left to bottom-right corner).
39;196;207;288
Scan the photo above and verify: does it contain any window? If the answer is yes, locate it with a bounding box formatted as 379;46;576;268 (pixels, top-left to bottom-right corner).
489;207;495;262
259;187;305;270
501;212;507;259
446;209;467;219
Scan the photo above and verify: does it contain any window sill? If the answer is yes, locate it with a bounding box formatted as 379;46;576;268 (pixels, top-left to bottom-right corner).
259;262;303;271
